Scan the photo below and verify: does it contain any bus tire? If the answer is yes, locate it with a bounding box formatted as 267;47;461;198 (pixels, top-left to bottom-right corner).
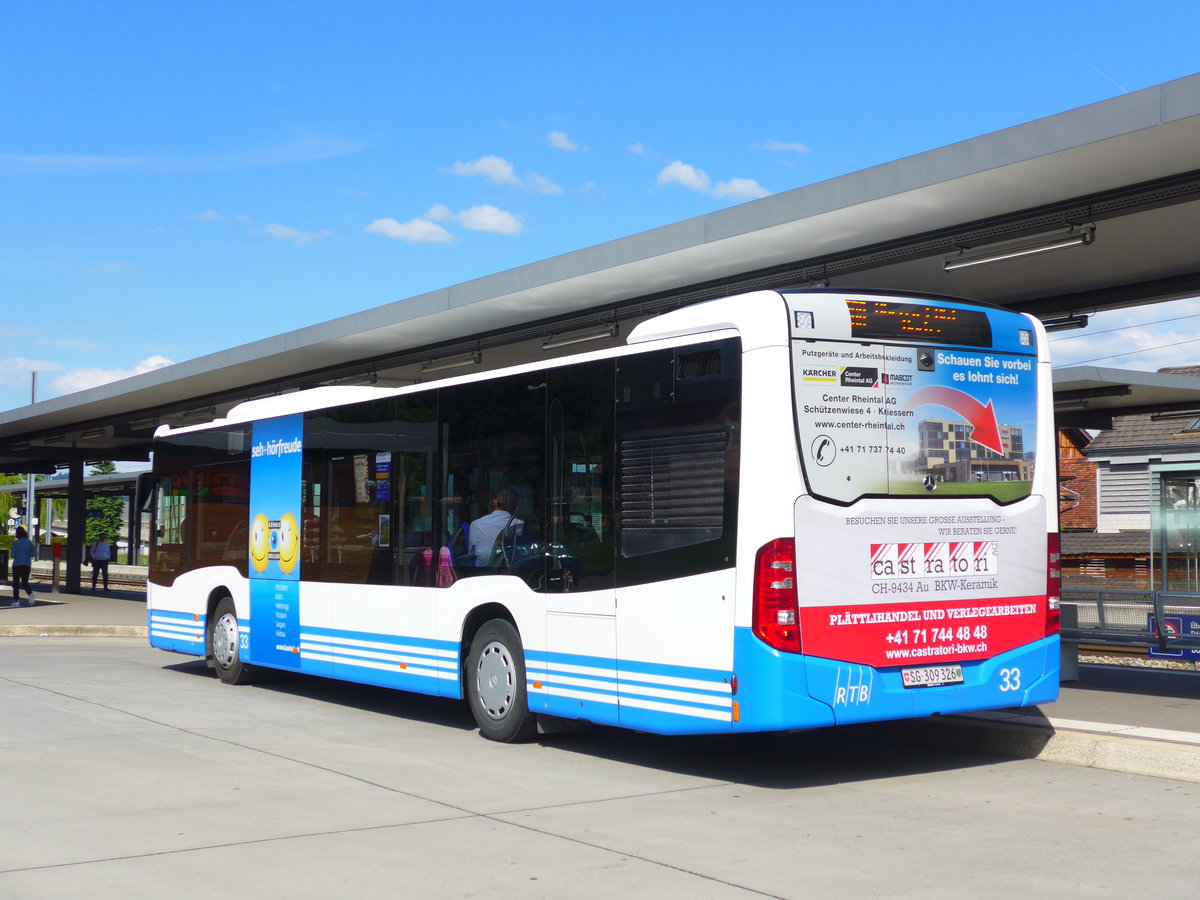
466;618;536;742
208;596;254;685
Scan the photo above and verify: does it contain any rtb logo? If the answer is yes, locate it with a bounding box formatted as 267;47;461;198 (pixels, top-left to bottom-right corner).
833;665;873;707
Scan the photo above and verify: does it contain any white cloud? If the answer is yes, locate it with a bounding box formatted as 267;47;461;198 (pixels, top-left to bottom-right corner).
443;154;560;193
628;143;649;156
657;161;711;192
444;155;520;186
364;217;454;243
713;177;770;200
0;357;63;387
458;205;522;235
1047;297;1200;371
548;130;581;151
525;173;563;195
758;140;811;155
191;209;224;221
657;160;769;200
49;355;173;395
367;203;523;241
34;338;100;350
0;135;366;175
264;223;332;246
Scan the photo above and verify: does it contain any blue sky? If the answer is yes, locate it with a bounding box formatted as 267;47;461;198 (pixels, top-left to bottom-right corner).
2;1;1199;414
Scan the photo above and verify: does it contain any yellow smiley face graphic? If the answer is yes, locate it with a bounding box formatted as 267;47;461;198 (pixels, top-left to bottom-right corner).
249;514;271;573
277;512;300;575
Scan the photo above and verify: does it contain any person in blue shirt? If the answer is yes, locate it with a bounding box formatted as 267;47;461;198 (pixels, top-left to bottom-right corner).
89;535;112;592
467;488;522;568
9;525;36;606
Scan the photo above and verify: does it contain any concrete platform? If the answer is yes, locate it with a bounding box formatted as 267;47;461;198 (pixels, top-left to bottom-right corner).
0;586;146;637
2;586;1197;782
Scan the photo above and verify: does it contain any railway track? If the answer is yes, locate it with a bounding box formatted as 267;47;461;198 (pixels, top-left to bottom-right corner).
22;572;147;593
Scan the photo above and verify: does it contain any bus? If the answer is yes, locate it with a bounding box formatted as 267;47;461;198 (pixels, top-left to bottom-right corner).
142;289;1059;741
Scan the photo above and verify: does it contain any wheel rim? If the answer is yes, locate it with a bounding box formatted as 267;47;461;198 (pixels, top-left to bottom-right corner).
212;611;240;670
474;640;516;720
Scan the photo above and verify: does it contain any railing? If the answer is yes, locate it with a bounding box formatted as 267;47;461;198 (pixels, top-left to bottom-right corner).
23;562;148;593
1061;589;1200;653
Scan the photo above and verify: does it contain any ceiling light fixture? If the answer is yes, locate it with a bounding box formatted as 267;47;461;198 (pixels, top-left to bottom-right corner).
944;225;1095;271
1041;313;1091;332
420;350;482;374
541;323;618;351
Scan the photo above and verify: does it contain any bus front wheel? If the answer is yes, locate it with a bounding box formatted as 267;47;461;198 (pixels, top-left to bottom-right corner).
208;596;255;685
466;619;536;742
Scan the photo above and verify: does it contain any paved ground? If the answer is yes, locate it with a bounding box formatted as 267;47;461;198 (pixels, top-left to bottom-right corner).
3;639;1199;898
2;585;1198;783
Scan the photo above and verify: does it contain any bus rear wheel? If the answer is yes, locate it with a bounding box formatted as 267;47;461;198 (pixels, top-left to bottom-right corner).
208;596;254;685
466;619;536;742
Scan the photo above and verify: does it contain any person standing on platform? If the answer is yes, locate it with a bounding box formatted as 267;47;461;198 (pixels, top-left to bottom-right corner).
9;525;36;606
89;534;112;592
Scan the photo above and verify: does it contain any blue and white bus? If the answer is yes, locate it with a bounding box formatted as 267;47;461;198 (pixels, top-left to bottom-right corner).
143;289;1059;741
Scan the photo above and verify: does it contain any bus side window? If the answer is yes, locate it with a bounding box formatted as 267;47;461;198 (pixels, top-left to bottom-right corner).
615;339;741;589
303;399;400;586
546;359;615;593
441;373;547;585
151;426;250;585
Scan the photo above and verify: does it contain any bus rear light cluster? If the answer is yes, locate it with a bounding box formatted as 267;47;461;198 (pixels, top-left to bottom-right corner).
1046;532;1061;636
753;538;802;653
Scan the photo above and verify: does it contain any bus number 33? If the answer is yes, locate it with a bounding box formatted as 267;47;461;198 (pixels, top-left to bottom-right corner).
998;667;1021;692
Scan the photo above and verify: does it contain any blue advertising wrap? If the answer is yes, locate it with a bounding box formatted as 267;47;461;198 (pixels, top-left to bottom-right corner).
248;414;303;668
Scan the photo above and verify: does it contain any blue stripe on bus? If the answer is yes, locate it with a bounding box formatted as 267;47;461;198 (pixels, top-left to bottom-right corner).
295;625;463;699
526;647;735;732
301;625;458;653
524;661;732;702
527;648;730;685
148;610;207;655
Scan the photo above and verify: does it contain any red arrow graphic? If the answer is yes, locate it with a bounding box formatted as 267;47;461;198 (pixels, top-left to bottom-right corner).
905;386;1004;454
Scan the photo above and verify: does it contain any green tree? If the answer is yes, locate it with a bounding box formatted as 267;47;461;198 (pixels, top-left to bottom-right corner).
86;461;124;555
0;473;22;535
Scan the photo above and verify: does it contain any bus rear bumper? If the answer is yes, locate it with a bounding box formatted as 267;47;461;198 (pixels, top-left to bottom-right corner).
804;636;1059;725
731;627;1058;731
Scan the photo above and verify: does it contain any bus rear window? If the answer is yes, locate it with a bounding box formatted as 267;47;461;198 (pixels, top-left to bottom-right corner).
793;341;1037;505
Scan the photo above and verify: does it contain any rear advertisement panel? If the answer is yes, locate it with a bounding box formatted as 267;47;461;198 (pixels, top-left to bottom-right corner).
787;295;1046;669
793;494;1048;668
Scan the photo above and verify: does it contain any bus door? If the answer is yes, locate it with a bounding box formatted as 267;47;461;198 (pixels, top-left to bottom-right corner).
539;361;618;726
614;341;741;733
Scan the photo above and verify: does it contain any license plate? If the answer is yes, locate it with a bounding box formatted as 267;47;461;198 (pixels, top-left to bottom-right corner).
901;664;964;688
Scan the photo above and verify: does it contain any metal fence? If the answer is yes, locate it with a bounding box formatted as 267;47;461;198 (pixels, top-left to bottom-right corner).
1061;589;1200;652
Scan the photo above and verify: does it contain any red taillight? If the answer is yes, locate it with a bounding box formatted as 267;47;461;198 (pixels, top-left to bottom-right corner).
753;538;802;653
1046;531;1061;636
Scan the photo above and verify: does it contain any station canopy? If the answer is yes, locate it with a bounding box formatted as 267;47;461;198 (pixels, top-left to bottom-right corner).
4;73;1200;473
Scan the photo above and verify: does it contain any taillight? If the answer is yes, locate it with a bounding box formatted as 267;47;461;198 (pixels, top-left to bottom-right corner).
1046;531;1061;636
753;538;802;653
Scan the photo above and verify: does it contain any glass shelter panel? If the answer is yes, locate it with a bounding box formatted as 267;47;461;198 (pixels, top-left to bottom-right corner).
1157;474;1200;591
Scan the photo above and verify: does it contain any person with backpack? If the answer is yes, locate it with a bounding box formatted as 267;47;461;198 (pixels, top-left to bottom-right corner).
89;534;113;592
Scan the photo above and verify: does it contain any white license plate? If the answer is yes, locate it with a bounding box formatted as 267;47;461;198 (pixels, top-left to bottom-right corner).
901;664;964;688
